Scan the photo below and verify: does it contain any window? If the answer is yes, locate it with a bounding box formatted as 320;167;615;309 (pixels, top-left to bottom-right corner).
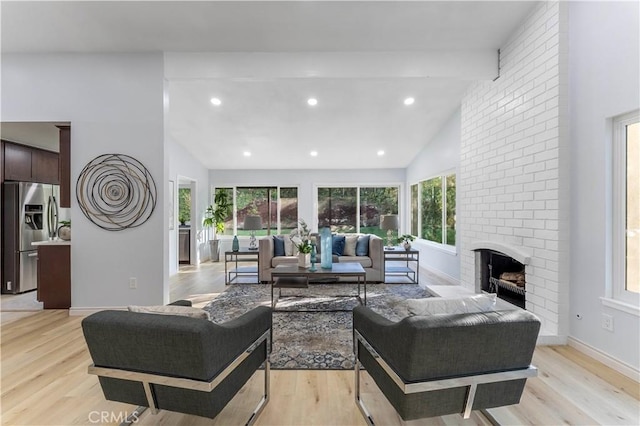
317;185;399;237
212;186;298;236
410;173;456;247
318;187;357;233
178;187;191;225
613;111;639;305
279;187;299;234
410;184;419;236
360;187;399;239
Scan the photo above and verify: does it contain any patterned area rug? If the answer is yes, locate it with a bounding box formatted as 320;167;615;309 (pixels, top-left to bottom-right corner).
203;283;430;370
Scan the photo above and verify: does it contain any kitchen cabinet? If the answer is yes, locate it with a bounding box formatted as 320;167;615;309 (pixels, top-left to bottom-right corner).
32;149;60;184
3;142;32;181
57;126;71;207
179;228;190;264
2;141;60;185
36;243;71;309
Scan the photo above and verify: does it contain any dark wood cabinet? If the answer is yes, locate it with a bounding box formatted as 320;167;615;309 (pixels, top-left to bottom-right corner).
57;126;71;207
32;149;60;184
3;142;32;181
2;141;60;185
37;244;71;309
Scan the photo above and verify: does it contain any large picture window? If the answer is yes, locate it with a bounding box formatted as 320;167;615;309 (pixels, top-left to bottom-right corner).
317;185;399;237
410;173;456;247
213;186;298;236
613;111;639;305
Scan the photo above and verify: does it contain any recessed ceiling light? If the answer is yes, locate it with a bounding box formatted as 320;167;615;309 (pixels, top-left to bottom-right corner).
307;98;318;106
243;151;251;157
210;97;222;106
403;97;415;106
377;150;385;156
310;151;318;157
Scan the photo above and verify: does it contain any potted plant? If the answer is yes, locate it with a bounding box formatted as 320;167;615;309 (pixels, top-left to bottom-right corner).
203;190;231;262
399;234;415;250
289;219;313;268
58;220;71;241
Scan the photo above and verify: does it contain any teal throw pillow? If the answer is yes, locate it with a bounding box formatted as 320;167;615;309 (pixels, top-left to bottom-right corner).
273;236;285;256
332;235;346;256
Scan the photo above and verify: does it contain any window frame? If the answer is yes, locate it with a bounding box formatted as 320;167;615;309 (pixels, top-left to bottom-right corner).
314;183;402;235
212;185;299;236
410;170;457;251
611;110;640;307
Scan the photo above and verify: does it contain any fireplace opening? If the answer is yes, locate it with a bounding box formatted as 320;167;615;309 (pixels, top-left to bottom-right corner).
480;250;526;309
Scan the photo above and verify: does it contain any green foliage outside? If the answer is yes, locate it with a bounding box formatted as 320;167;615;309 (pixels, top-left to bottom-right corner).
445;175;456;245
178;188;191;224
421;177;442;243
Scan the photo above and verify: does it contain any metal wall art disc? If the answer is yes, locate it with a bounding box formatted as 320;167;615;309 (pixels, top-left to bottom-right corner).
76;154;157;231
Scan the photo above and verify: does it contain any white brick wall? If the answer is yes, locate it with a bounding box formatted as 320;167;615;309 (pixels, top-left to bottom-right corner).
459;1;569;337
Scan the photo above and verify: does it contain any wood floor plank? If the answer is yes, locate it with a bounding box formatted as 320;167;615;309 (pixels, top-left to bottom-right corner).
1;262;638;425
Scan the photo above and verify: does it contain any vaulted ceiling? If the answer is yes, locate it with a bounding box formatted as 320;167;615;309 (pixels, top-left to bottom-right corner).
1;1;537;169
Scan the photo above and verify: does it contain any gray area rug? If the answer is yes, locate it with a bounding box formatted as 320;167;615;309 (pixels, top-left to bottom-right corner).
203;283;430;370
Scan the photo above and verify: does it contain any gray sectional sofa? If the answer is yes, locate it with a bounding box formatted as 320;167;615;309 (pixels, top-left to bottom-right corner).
258;233;384;282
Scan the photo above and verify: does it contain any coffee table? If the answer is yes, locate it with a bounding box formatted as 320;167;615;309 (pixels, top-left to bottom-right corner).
271;262;367;311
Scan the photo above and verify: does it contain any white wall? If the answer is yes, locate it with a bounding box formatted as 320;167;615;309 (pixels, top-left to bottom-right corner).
168;138;211;274
405;109;461;281
210;168;405;251
568;1;640;370
1;53;167;309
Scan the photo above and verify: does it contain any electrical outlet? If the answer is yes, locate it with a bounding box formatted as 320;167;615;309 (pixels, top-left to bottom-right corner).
602;314;614;332
6;281;12;291
129;277;137;289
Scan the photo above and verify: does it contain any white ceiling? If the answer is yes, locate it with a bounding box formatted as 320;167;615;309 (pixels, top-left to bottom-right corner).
1;1;537;170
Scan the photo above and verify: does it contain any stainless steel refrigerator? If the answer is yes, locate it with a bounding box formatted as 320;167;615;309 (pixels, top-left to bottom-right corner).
2;182;60;294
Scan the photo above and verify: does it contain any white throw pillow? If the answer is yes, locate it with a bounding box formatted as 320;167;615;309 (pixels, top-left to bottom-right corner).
406;294;497;316
128;305;211;320
283;235;295;256
343;235;359;256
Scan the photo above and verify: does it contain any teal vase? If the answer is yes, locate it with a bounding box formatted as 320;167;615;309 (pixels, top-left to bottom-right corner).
309;244;317;271
232;235;239;252
320;227;332;269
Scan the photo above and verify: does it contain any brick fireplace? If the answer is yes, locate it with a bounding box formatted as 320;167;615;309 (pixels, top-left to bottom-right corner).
458;1;570;341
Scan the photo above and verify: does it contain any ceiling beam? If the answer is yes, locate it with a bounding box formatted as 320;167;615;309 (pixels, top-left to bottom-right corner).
165;51;498;81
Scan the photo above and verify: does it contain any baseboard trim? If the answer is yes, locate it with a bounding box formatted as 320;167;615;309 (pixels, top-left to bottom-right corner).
568;336;640;382
537;335;567;345
69;306;126;316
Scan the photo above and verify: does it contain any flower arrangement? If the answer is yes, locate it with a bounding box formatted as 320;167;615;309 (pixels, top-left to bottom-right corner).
399;234;415;243
399;234;415;250
289;219;313;254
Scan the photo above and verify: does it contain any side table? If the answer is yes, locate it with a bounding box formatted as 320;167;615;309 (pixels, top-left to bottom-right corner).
225;249;259;284
383;246;419;283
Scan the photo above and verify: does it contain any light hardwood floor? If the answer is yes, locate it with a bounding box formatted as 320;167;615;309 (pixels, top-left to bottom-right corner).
1;262;638;425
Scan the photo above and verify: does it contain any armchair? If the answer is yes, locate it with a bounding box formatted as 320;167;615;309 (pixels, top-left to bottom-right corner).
353;305;540;423
82;302;272;424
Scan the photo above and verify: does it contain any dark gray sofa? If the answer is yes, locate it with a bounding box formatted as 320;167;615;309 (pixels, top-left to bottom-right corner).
353;306;540;422
82;301;272;423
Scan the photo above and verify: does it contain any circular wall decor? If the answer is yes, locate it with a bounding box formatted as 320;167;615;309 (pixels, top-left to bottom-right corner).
76;154;157;231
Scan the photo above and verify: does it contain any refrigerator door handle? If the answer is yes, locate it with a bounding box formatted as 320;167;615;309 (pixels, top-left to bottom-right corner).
28;252;38;258
47;195;58;239
52;195;59;234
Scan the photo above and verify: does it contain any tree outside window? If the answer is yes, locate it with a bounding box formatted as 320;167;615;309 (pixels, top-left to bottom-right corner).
411;173;456;246
280;187;298;234
421;177;443;243
178;188;191;225
318;187;357;233
360;187;398;239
